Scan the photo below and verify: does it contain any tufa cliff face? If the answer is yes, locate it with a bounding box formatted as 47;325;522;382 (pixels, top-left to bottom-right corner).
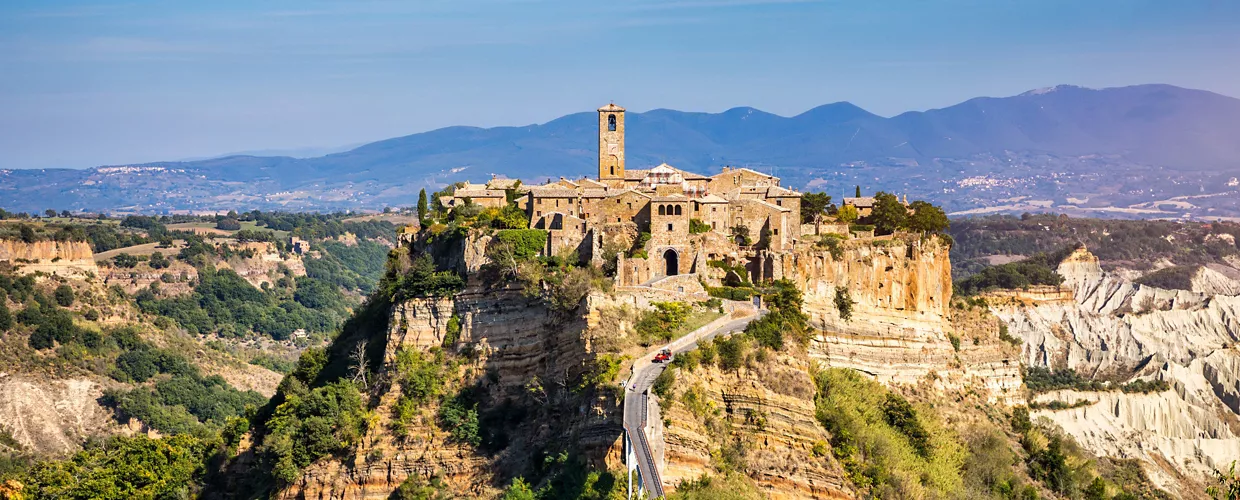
280;287;625;499
0;239;98;277
992;247;1240;495
776;235;1022;398
659;355;853;499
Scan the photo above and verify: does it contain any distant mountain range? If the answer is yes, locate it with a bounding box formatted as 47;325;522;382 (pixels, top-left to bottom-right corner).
2;84;1238;217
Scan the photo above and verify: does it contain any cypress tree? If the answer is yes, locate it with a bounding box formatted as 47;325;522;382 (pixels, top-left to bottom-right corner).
417;189;428;222
855;185;861;198
0;298;12;332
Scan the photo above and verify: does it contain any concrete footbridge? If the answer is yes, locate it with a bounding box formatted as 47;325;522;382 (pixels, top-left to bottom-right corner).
623;300;761;498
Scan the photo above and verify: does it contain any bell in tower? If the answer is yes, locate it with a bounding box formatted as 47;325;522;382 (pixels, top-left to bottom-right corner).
598;103;625;181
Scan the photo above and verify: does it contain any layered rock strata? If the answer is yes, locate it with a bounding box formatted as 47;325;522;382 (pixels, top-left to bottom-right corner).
0;240;98;277
992;247;1240;494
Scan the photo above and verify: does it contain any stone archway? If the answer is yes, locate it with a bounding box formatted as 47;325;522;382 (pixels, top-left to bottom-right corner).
663;248;679;276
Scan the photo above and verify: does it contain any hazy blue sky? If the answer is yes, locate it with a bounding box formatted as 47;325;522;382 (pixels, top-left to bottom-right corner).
2;0;1237;169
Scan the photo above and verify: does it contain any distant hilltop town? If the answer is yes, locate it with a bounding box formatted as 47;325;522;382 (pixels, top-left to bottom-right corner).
437;103;912;289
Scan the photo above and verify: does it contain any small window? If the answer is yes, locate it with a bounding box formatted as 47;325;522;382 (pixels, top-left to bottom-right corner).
608;114;617;131
555;200;560;207
658;205;665;215
610;166;615;176
667;223;673;231
712;207;716;213
674;205;682;215
711;222;717;229
537;211;542;216
776;200;782;206
773;228;779;235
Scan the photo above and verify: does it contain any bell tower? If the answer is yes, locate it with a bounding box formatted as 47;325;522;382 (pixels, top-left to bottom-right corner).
598;103;625;181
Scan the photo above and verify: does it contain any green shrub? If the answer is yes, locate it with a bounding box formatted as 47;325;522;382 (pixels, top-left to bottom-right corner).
689;219;711;234
635;301;692;345
955;259;1064;296
495;229;547;260
652;368;676;399
260;380;368;483
834;286;854;321
53;284;75;307
814;368;966;496
706;286;752;301
19;434;214;499
1134;265;1197;291
817;233;845;259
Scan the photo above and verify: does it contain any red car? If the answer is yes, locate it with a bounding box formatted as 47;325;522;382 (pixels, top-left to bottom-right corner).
653;349;672;363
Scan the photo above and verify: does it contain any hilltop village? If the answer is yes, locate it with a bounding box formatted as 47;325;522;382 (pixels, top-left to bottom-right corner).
438;103;907;290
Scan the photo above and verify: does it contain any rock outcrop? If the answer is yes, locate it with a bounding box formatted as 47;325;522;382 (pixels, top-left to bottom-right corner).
0;240;98;277
992;247;1240;495
660;357;852;499
0;374;126;455
280;288;624;499
780;235;1022;400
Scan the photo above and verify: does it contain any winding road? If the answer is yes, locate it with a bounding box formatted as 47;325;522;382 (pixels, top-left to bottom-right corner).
623;309;761;498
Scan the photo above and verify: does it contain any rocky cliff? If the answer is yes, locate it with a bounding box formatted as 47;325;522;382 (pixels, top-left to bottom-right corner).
777;235;1022;399
280;287;625;499
992;247;1240;495
0;239;98;277
659;355;853;499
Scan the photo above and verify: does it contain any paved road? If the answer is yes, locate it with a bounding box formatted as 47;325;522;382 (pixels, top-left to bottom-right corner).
624;312;760;497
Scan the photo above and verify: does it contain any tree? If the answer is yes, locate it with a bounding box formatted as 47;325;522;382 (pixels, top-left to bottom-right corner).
837;204;859;224
19;224;36;243
149;251;170;269
801;192;833;224
501;478;537;500
907;200;949;234
0;300;11;332
60;209;71;218
216;218;242;231
45;209;58;218
855;185;861;198
54;284;76;307
417;189;429;222
1208;461;1239;500
869;192;907;235
113;253;139;268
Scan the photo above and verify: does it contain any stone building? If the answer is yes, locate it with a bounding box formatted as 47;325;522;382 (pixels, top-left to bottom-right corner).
448;102;810;285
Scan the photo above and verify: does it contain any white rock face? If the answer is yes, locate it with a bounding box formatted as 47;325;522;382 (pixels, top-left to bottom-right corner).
992;247;1240;494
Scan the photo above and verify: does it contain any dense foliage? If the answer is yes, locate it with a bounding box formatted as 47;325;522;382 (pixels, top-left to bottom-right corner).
17;434;214;500
1023;367;1171;395
743;279;808;351
304;239;390;292
1133;265;1197;291
949;214;1240;276
136;268;351;340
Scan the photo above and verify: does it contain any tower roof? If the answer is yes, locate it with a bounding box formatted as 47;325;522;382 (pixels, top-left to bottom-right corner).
598;103;625;112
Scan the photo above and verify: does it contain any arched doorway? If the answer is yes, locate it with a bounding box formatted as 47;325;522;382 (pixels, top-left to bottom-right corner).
663;249;679;276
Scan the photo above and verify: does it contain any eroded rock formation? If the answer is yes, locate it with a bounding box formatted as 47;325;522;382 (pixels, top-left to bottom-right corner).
992;247;1240;495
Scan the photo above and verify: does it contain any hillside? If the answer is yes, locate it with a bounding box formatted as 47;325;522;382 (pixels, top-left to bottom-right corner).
2;84;1239;217
0;213;402;495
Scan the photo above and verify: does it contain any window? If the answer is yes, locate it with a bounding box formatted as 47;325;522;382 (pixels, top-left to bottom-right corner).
674;205;682;215
711;222;717;229
712;207;716;213
555;199;560;207
537;211;542;216
658;205;665;215
667;223;673;231
776;200;782;206
608;114;617;131
773;228;779;235
610;166;615;176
